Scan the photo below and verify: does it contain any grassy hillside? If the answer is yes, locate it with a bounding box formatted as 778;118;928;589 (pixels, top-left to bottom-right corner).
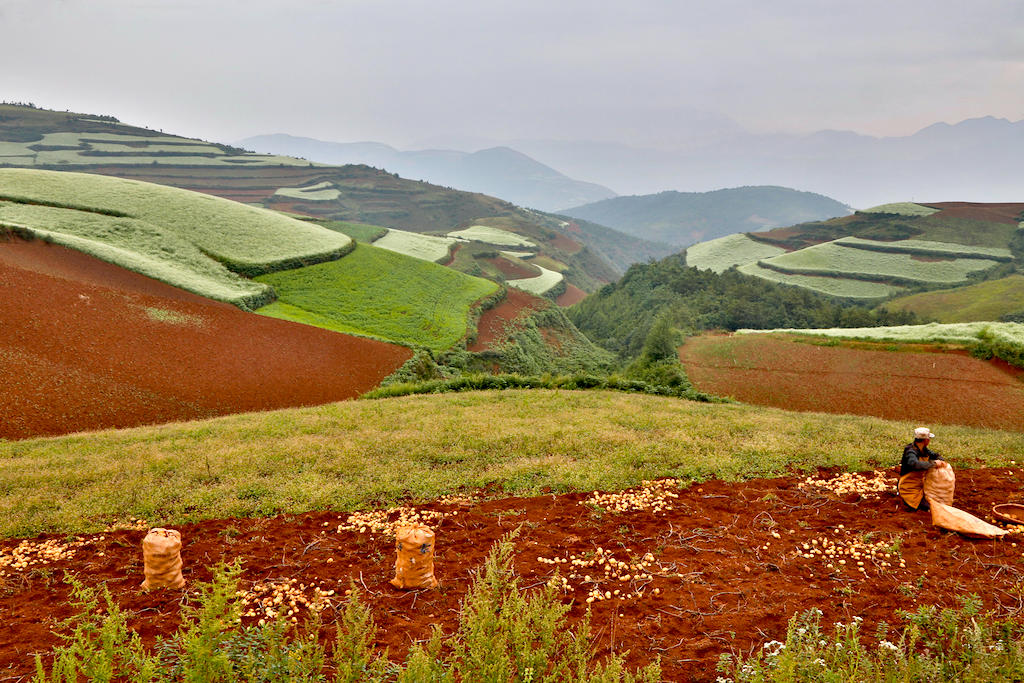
561;186;851;246
0;168;352;307
2;389;1022;537
881;274;1024;322
256;242;498;351
0;104;655;293
569;254;916;358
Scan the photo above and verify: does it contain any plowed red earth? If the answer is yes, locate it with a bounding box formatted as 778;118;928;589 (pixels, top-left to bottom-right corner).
680;334;1024;431
5;469;1024;681
556;283;588;307
469;288;548;352
924;202;1024;224
0;238;411;440
483;256;538;279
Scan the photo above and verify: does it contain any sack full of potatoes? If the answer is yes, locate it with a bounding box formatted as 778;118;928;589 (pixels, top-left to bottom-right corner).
141;528;185;589
391;523;438;589
923;463;955;507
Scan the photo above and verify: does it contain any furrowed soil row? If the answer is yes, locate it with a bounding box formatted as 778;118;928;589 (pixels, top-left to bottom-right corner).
4;469;1024;682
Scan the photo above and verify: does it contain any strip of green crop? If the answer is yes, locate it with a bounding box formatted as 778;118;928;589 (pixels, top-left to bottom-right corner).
255;242;498;351
736;262;903;299
1;389;1022;537
686;233;787;273
836;236;1013;261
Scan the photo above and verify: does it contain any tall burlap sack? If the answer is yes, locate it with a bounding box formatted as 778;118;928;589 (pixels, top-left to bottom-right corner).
141;528;185;590
930;501;1007;539
924;463;955;507
391;524;438;589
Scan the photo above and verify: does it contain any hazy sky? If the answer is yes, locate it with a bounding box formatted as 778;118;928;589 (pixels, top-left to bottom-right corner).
2;0;1022;149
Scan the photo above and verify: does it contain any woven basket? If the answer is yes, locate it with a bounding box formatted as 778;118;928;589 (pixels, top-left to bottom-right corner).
992;504;1024;526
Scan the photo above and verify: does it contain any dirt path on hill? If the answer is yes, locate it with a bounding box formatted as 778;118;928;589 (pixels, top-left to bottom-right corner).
0;238;411;439
4;468;1024;681
680;334;1024;431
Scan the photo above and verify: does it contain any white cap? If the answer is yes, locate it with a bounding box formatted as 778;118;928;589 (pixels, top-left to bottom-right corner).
914;427;935;439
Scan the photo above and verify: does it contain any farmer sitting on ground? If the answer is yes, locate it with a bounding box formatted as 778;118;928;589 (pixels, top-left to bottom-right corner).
897;427;948;511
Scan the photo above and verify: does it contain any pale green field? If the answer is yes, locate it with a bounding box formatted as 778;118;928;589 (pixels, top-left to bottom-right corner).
739;321;1024;347
373;227;460;262
500;250;536;258
507;263;564;294
448;224;538;247
737;262;904;299
861;202;940;216
760;241;1000;284
2;390;1022;538
836;236;1013;260
0;169;350;275
272;181;341;201
686;233;787;273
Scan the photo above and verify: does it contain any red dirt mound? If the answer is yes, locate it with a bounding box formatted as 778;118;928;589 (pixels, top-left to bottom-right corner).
482;255;539;279
468;288;548;352
4;468;1024;682
923;202;1024;225
0;238;411;440
556;283;587;307
679;334;1024;431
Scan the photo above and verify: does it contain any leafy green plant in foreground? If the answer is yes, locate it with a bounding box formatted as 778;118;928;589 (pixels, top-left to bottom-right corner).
34;537;660;682
720;596;1024;682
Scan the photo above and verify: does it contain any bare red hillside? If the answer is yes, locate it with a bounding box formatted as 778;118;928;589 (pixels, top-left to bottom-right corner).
469;288;548;352
0;238;411;440
924;201;1024;224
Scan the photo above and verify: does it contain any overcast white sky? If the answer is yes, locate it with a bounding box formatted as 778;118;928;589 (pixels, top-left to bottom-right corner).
2;0;1022;149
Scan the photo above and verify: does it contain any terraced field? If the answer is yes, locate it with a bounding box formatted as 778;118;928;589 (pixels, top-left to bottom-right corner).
0;169;351;307
507;263;565;295
372;228;460;263
685;232;786;272
256;242;499;350
736;262;905;299
881;275;1024;322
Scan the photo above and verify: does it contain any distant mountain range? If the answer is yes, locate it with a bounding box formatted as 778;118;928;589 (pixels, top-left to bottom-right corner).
236;134;617;212
507;116;1024;208
562;186;851;246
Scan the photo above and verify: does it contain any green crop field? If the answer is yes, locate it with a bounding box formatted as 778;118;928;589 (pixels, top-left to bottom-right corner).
686;233;787;273
317;220;388;243
507;263;565;295
861;202;940;216
759;241;1001;285
736;262;905;299
448;224;538;247
0;168;351;280
881;275;1024;323
2;389;1022;538
255;242;498;350
373;228;460;262
836;236;1014;260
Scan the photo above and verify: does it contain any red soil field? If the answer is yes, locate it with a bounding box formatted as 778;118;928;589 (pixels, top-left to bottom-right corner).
4;468;1024;681
468;288;547;352
679;334;1024;431
556;282;588;307
0;238;411;440
549;232;583;253
924;202;1024;225
482;255;539;279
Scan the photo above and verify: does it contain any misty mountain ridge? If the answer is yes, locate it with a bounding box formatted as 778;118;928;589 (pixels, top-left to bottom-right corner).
562;186;851;247
508;116;1024;208
237;133;617;212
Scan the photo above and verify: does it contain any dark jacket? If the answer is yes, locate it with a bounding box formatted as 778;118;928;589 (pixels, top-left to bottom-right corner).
900;442;942;476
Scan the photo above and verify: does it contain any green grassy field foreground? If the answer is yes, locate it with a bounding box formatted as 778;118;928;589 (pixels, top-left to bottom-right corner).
255;242;498;350
2;390;1022;538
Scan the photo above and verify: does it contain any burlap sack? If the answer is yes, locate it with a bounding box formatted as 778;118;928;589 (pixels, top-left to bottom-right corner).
391;524;438;589
141;528;185;590
923;463;955;506
930;501;1007;539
